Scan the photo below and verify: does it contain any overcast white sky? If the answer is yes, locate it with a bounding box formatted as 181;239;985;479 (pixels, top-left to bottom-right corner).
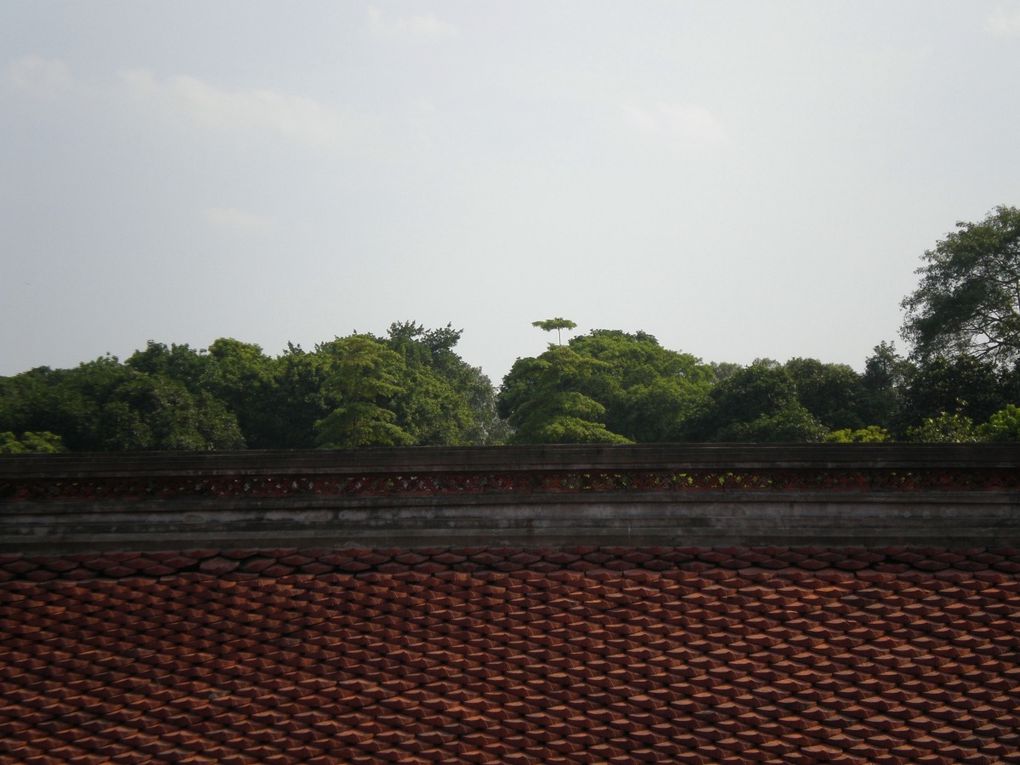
2;2;1019;384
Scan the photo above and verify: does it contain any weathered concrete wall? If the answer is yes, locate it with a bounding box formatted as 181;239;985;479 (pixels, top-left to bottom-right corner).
1;444;1018;552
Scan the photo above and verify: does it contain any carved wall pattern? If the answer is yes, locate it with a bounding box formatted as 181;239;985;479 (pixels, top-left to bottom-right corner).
2;467;1018;503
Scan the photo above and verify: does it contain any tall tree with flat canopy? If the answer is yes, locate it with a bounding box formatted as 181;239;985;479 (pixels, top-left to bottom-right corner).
532;317;577;346
901;205;1020;366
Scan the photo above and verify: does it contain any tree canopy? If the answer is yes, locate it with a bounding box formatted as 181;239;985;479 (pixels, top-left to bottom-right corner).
0;324;504;451
901;205;1020;366
5;203;1020;452
499;331;712;444
688;360;827;442
5;316;1020;450
531;317;577;346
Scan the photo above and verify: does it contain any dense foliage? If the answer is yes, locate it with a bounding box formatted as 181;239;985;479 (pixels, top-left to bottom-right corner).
4;207;1020;450
8;328;1018;451
0;323;505;451
902;205;1020;365
498;331;712;444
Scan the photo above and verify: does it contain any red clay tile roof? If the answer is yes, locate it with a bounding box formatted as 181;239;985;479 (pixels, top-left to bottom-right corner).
3;547;1020;764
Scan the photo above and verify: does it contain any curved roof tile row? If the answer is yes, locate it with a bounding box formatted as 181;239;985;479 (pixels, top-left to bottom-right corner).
4;546;1020;582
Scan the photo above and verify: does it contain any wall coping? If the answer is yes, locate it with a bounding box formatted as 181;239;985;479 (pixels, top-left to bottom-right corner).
3;442;1020;477
2;444;1018;552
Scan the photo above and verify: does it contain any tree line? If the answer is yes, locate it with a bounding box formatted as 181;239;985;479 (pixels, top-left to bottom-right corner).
0;323;506;453
3;205;1020;452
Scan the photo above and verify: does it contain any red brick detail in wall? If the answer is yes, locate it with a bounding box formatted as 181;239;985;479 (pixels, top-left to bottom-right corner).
3;549;1020;764
3;466;1020;502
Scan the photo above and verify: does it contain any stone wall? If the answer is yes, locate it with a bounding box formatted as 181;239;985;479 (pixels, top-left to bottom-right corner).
1;444;1018;552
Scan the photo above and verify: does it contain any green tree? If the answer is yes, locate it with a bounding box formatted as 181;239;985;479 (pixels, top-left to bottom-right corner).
0;357;135;450
0;368;61;443
0;431;65;454
0;355;247;451
498;346;631;444
390;367;476;446
98;375;244;450
906;412;978;443
825;426;890;443
532;317;577;346
710;362;742;383
714;402;828;442
901;205;1020;366
784;358;866;430
313;335;414;448
566;330;713;442
202;338;280;447
510;390;632;444
978;404;1020;442
901;354;1007;427
859;342;913;432
386;321;507;444
126;341;211;393
692;360;827;442
499;330;713;444
0;325;505;451
266;344;332;448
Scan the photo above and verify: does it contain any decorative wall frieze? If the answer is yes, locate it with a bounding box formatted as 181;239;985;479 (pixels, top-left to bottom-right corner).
3;465;1020;503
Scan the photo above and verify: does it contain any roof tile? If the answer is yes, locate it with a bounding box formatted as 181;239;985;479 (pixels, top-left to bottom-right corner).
4;545;1019;762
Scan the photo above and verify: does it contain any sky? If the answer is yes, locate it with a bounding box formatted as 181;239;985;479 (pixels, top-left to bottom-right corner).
2;1;1019;385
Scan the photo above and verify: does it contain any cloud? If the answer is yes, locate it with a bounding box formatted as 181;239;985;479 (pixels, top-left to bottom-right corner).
622;101;727;152
366;6;458;42
120;69;346;149
204;207;275;234
3;55;73;97
986;5;1020;37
